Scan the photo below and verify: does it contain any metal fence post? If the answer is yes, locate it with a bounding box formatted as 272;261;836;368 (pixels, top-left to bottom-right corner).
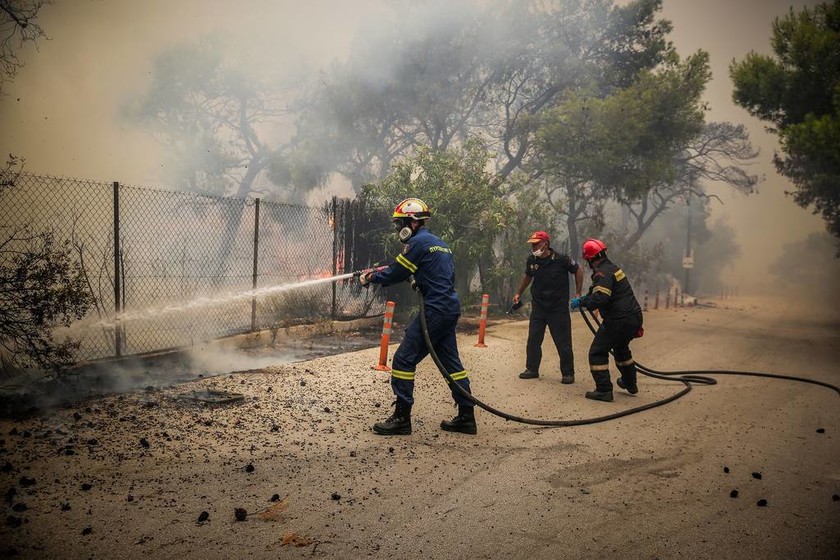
112;181;122;357
331;196;338;321
251;198;260;332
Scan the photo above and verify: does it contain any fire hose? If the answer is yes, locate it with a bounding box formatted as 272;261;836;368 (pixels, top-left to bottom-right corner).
414;287;840;427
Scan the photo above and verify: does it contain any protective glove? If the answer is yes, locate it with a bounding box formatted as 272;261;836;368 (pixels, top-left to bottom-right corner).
410;279;419;292
569;297;583;310
359;272;372;288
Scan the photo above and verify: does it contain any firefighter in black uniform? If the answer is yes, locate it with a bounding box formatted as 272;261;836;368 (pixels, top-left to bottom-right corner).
359;198;476;436
513;230;583;384
570;238;643;402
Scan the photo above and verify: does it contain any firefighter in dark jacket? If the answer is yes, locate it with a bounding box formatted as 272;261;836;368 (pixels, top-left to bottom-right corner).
570;238;643;402
359;198;476;436
513;230;583;384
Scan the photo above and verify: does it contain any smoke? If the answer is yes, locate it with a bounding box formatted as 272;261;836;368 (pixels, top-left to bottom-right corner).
0;334;310;417
659;0;829;291
0;0;831;299
0;0;385;188
767;231;840;310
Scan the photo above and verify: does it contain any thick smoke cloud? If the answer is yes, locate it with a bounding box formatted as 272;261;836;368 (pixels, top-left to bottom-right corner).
0;0;830;296
658;0;829;295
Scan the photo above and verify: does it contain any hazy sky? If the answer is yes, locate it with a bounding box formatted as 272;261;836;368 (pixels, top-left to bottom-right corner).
658;0;827;289
0;0;829;288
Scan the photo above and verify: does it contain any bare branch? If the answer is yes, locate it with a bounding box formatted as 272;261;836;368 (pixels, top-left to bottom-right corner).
0;0;49;94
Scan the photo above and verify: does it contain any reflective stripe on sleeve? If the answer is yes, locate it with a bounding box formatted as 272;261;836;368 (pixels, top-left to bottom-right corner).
593;286;612;296
396;253;417;273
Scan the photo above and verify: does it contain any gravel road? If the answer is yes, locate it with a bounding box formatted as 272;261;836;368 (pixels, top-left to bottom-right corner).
1;296;838;559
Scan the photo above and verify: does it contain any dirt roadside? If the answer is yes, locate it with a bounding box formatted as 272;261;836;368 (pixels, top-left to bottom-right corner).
0;296;838;559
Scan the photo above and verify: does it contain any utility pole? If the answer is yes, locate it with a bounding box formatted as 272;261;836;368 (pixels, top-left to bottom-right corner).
683;192;692;295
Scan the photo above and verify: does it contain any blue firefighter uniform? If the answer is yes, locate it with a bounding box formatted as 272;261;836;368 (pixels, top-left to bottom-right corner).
368;227;472;407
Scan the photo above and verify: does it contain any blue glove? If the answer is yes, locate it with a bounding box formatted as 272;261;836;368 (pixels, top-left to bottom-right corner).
570;297;582;310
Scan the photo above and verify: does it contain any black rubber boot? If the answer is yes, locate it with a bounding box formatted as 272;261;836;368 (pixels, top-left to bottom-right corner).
616;363;639;394
585;389;614;402
373;400;412;435
440;405;477;435
585;370;614;402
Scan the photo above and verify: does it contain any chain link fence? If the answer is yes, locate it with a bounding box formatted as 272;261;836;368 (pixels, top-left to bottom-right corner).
1;172;385;363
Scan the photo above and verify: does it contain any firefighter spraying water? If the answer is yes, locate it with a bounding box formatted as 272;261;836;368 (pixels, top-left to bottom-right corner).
99;204;838;432
358;198;477;436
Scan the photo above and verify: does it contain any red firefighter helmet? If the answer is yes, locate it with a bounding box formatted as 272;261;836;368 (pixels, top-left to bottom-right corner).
392;198;431;221
582;238;607;261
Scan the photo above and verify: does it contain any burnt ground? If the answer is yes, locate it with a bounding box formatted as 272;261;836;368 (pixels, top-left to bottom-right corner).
0;314;487;419
0;322;400;419
0;297;838;559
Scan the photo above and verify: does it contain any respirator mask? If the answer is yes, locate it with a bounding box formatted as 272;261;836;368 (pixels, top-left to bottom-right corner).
531;242;548;258
394;218;415;243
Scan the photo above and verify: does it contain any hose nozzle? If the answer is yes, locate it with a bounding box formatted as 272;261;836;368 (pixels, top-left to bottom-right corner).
351;264;388;278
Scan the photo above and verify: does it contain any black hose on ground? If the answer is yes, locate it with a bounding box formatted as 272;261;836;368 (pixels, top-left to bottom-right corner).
578;307;840;397
416;290;839;428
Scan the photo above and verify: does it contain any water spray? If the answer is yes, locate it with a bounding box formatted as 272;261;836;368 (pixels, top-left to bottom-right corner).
96;265;388;328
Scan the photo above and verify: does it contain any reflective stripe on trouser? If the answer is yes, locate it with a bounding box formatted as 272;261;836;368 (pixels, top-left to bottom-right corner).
617;360;638;388
526;305;575;376
390;311;472;406
615;353;638;388
588;313;642;392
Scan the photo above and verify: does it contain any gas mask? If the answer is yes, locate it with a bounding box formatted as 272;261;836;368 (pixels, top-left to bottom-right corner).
394;218;415;243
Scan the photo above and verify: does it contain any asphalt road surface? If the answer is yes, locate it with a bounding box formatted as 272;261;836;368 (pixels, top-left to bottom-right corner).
1;295;838;559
